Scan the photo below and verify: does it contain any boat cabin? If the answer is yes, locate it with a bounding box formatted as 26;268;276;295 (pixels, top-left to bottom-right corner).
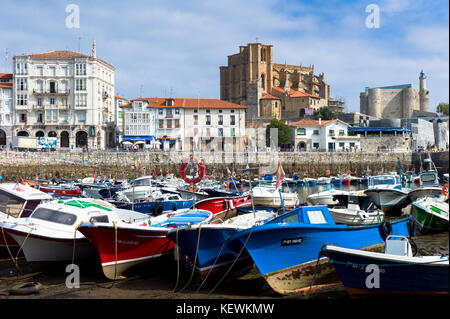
0;183;52;218
418;171;439;187
368;174;402;190
268;205;336;226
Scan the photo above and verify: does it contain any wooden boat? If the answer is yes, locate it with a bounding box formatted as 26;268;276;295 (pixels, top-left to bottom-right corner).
411;196;449;234
225;205;411;295
251;186;299;209
322;235;449;297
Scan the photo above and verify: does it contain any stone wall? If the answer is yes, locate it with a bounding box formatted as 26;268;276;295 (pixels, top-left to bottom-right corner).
359;136;411;152
0;150;417;181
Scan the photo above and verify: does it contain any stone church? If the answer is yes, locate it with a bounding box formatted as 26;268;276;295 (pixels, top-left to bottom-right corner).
219;43;335;122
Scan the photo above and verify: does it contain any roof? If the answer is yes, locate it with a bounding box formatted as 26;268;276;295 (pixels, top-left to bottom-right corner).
115;94;127;100
272;86;321;99
119;101;132;108
288;119;338;127
0;73;13;79
260;93;280;100
349;127;411;132
132;97;246;109
14;50;90;59
0;83;12;89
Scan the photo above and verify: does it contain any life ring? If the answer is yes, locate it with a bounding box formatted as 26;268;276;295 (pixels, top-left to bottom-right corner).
188;184;198;192
346;170;351;175
442;184;449;198
379;221;393;241
180;157;205;184
10;282;43;295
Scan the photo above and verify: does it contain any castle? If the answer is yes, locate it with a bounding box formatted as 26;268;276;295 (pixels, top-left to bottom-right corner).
360;71;430;119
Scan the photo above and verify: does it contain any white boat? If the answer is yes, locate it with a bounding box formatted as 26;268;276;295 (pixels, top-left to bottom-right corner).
1;198;135;263
328;194;384;225
364;174;411;214
316;177;331;185
0;183;53;247
307;187;349;206
252;186;299;209
117;176;160;201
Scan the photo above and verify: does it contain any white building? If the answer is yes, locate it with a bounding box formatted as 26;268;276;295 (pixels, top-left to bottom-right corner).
121;97;246;152
0;73;13;148
289;118;361;152
114;94;128;145
12;41;116;149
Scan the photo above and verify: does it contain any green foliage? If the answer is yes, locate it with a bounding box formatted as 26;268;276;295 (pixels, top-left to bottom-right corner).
266;118;293;146
437;103;449;115
313;106;338;120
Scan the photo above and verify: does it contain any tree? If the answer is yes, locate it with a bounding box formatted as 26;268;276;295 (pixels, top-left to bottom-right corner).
437;103;449;116
313;106;338;120
266;118;293;147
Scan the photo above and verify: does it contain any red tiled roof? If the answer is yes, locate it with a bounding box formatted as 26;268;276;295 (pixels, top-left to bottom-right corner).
0;83;12;88
119;102;132;108
14;50;89;59
132;97;247;109
271;86;321;99
115;94;127;100
288;119;337;127
0;73;13;79
260;93;280;100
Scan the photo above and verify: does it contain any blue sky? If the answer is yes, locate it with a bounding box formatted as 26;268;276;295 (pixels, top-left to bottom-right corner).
1;0;448;113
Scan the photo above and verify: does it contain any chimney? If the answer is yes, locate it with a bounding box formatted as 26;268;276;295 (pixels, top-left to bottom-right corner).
318;118;322;125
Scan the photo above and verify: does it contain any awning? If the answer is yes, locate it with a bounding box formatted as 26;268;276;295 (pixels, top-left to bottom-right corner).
123;136;153;141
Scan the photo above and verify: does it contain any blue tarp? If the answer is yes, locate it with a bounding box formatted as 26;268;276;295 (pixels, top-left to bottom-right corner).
123;136;153;141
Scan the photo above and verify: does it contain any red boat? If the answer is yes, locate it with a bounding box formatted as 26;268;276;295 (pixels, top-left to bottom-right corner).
38;185;81;196
191;195;252;221
78;209;213;280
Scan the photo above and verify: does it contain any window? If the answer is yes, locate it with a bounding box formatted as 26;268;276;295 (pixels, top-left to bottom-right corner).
231;128;235;137
77;112;86;122
339;142;345;148
218;115;223;125
206;115;211;125
159;120;164;129
61;112;68;122
16;62;28;75
158;109;163;115
17;78;27;91
19;113;27;122
50;98;55;105
218;128;223;137
313;142;319;149
62;66;68;76
329;130;335;136
37;98;42;107
175;108;180;114
307;210;327;224
37;66;43;76
75;94;87;106
17;94;27;106
193;115;198;125
167;119;172;129
339;130;345;136
75;63;86;76
32;208;77;226
46;110;58;121
313;130;319;136
297;128;306;136
230;115;236;125
166;109;173;117
49;67;56;77
36;113;43;123
75;79;86;91
174;119;180;128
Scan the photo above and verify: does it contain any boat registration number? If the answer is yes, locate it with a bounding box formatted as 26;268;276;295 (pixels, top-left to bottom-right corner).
281;237;303;246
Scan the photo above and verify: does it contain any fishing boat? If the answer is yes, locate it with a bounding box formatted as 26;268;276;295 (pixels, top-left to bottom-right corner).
411;196;449;234
316;177;331;185
330;177;343;185
191;195;252;221
117;176;160;201
78;209;213;280
408;159;443;202
225;205;411;295
251;185;299;209
1;198;119;263
0;183;52;248
38;184;81;196
322;235;449;297
166;210;277;281
328;193;384;225
364;174;411;214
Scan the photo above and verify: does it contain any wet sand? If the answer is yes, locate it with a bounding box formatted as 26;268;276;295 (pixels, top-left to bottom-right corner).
0;230;447;300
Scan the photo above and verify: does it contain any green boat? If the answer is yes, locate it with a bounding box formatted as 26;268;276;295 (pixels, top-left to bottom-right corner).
411;196;449;234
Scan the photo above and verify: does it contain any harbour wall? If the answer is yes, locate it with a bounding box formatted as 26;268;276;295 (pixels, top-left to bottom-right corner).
2;150;444;182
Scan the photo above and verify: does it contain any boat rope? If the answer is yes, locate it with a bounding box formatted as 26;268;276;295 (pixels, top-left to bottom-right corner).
208;226;255;296
306;244;328;299
1;223;34;275
71;222;83;268
195;237;228;293
177;224;202;293
172;227;180;292
112;220;118;286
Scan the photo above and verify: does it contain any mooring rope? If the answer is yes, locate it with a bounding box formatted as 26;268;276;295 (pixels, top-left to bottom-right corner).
177;224;202;292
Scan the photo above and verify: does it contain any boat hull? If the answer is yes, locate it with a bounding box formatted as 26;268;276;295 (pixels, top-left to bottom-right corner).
364;189;411;214
78;224;174;280
323;247;449;297
411;201;449;234
115;199;193;216
192;195;252;220
253;195;298;209
328;208;384;225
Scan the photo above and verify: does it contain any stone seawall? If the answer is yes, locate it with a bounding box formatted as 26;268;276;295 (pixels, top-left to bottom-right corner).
0;150;430;182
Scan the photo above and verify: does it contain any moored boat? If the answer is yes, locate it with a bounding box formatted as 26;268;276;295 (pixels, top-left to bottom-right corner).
251;186;299;209
411;196;449;234
322;235;449;297
191;195;252;221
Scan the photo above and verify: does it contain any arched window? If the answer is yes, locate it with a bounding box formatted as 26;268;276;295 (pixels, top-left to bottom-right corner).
36;131;45;138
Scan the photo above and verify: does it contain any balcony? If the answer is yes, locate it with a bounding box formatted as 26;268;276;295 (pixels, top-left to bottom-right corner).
33;89;70;95
32;104;44;110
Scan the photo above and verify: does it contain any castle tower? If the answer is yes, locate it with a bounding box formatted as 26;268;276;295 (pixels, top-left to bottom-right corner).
419;70;429;112
367;87;381;118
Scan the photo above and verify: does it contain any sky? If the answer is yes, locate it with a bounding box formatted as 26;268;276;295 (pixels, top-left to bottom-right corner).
1;0;448;113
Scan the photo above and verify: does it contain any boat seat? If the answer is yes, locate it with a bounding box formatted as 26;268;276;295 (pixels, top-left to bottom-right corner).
385;235;412;257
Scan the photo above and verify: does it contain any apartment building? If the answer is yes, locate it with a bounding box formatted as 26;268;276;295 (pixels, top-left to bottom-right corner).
0;73;13;147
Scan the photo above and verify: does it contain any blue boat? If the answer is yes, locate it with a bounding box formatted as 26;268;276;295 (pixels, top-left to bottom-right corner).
114;193;193;216
166;210;277;282
322;235;449;297
225;205;412;294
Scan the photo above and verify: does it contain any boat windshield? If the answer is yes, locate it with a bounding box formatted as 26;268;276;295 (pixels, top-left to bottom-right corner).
370;176;396;186
420;173;437;183
31;207;77;225
0;190;25;217
134;178;151;187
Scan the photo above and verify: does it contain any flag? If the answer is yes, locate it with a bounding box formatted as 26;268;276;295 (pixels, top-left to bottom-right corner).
275;163;285;189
